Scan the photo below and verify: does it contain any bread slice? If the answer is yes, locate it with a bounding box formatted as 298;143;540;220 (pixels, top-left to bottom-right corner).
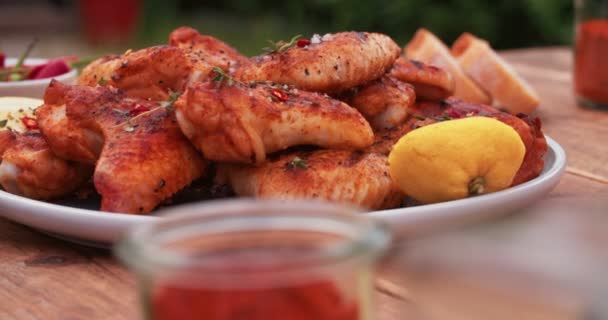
452;33;540;114
404;28;491;105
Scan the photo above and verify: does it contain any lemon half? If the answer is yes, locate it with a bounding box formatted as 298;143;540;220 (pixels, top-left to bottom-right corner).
388;116;526;204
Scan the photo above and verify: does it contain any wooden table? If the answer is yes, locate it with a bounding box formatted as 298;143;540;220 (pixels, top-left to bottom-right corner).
1;48;607;319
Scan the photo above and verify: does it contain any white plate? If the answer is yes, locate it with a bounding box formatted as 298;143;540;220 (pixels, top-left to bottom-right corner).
0;137;566;245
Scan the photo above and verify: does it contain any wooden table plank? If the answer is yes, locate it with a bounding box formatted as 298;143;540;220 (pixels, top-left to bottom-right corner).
503;49;608;182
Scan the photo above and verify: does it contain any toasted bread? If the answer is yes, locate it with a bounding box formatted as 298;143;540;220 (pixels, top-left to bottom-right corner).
404;28;491;104
452;33;540;114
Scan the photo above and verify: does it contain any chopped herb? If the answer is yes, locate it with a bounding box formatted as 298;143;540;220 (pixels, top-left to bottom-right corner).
263;35;302;54
98;78;107;86
0;119;7;128
210;66;237;88
286;156;308;170
160;91;180;112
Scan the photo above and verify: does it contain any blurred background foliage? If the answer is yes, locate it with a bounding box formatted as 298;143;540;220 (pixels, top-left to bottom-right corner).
0;0;575;57
137;0;574;55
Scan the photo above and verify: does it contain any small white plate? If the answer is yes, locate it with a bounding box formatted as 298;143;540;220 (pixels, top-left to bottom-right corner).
0;137;566;245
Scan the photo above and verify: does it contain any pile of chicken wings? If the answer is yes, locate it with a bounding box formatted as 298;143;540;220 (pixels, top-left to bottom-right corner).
0;27;547;214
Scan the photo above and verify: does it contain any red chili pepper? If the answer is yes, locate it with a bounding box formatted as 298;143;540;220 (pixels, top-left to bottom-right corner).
447;108;463;119
129;104;151;116
297;39;311;47
270;88;289;102
27;59;70;80
21;117;38;130
0;52;5;68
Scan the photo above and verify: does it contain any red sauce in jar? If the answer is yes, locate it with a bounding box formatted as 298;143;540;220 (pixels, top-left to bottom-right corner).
575;20;608;105
151;280;358;320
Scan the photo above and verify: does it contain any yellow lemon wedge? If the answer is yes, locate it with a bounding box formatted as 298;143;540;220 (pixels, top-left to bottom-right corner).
388;116;526;204
0;96;42;133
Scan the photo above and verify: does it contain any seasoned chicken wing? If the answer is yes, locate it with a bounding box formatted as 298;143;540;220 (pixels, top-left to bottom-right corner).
390;57;454;101
78;46;213;101
235;32;400;93
219;149;403;210
0;132;91;200
370;98;548;186
169;26;251;73
37;81;206;213
340;74;415;130
175;80;374;164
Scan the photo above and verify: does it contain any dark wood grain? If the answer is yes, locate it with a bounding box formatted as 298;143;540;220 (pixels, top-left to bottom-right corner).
1;48;607;319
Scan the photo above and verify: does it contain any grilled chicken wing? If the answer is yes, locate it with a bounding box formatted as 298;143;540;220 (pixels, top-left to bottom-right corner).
370;98;548;185
169;26;250;73
0;131;91;200
78;46;213;101
340;75;415;130
37;81;206;213
235;32;400;93
220;149;403;210
390;57;455;101
175;80;374;164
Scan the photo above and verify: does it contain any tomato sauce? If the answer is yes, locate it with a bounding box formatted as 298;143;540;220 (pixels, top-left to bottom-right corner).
575;19;608;106
151;280;358;320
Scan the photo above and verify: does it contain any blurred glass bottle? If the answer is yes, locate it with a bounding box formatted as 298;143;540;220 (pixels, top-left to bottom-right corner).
574;0;608;110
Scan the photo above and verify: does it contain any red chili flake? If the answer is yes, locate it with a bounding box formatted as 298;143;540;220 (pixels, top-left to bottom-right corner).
0;52;5;68
129;104;151;116
270;88;289;102
21;116;38;130
447;108;463;119
297;39;311;47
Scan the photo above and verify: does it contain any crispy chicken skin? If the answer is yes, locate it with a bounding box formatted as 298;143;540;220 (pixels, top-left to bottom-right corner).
175;81;374;164
0;130;16;159
220;150;403;210
37;81;206;213
340;74;415;130
390;57;455;101
0;132;91;200
169;26;250;72
37;81;134;163
371;98;548;186
95;107;205;213
78;46;213;100
235;32;400;93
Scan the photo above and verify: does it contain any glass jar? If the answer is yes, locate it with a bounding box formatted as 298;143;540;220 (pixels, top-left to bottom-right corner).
574;0;608;110
115;199;390;320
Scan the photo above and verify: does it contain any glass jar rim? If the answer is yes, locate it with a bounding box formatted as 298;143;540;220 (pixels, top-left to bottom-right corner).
115;199;391;280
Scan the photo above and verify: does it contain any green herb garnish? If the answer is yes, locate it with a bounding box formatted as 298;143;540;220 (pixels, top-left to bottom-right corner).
210;66;238;88
161;91;180;112
287;156;308;170
0;119;7;128
97;78;107;86
263;35;302;54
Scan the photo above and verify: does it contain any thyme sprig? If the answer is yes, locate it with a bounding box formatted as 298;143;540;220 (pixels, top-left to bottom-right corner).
161;91;180;112
263;35;302;54
210;66;238;88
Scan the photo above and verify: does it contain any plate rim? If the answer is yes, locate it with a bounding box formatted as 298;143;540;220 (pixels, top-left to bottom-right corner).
0;136;566;241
